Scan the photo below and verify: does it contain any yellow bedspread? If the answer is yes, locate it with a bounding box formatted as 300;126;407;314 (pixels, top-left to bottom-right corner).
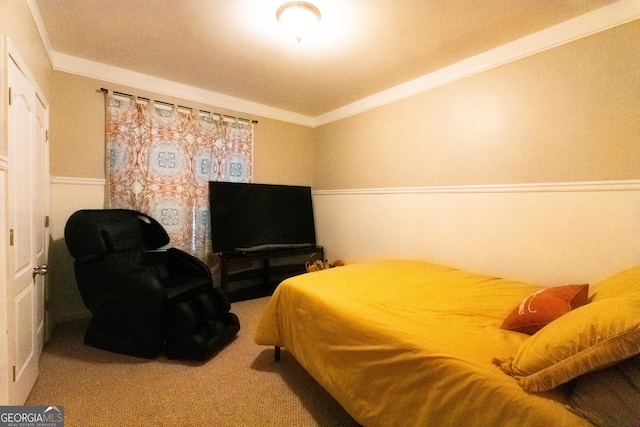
255;260;593;427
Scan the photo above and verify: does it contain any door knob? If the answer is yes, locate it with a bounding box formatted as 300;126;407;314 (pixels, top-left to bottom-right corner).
32;264;48;280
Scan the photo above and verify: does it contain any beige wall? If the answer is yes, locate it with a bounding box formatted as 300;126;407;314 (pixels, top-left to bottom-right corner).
310;20;640;287
0;1;53;156
0;1;51;94
50;72;315;185
312;21;640;190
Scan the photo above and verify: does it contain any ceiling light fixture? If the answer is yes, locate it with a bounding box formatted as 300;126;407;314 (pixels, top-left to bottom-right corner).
276;2;321;42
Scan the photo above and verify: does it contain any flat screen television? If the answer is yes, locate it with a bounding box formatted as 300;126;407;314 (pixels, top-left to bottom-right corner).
208;182;317;254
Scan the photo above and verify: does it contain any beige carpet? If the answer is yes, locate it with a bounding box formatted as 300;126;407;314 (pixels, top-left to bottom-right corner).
26;297;360;426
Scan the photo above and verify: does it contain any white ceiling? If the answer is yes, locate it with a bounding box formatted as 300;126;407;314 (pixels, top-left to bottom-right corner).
31;0;636;126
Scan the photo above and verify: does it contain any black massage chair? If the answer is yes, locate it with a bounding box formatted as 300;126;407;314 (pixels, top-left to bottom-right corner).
64;209;240;360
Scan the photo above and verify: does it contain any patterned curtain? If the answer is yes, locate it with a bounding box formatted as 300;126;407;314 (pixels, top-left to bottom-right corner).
105;94;253;266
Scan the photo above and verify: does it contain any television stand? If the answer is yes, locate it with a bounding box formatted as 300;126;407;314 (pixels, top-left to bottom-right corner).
218;245;324;301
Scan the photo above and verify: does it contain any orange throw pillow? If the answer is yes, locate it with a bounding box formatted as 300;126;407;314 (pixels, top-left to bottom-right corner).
501;284;589;334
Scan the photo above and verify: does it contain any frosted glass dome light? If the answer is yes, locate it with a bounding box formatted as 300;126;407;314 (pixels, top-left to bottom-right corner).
276;2;321;42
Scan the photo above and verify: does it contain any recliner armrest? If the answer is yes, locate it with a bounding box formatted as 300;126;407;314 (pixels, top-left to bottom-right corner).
141;249;169;265
165;248;212;279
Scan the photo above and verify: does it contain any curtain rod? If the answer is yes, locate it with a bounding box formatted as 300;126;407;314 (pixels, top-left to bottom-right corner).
99;88;258;124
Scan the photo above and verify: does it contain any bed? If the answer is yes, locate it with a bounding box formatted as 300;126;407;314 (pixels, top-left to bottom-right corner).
254;259;640;427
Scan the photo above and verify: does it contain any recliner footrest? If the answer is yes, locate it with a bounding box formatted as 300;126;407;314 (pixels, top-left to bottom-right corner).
164;290;240;361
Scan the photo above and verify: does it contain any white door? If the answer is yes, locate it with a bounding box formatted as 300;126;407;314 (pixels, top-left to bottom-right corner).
6;46;49;405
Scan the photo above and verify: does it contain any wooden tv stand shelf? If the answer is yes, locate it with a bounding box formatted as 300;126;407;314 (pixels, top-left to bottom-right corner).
218;246;324;297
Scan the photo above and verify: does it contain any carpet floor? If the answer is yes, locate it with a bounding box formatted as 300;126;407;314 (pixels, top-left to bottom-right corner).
25;296;360;427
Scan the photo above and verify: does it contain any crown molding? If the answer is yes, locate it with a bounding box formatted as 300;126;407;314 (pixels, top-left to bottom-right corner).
30;0;640;128
26;0;54;67
48;52;316;127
